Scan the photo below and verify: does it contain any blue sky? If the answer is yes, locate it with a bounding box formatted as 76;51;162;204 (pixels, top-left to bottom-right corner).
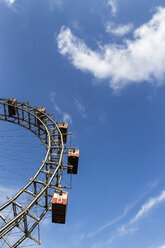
1;0;165;247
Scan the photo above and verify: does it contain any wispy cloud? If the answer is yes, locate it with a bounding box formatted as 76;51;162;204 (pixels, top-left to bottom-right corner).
49;0;63;8
63;112;72;123
105;22;133;36
50;92;72;124
88;180;158;238
71;20;80;31
71;233;85;246
92;189;165;248
98;110;107;123
74;98;87;118
115;189;165;242
130;190;165;224
57;7;165;90
107;0;117;15
88;208;128;238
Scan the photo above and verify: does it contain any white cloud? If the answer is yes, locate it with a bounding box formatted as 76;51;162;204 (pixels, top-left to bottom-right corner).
118;190;165;240
6;0;15;4
130;190;165;224
106;22;133;36
91;188;165;248
117;225;137;236
0;0;15;6
107;0;117;15
74;98;87;118
49;92;72;124
63;112;72;124
88;180;158;238
88;209;128;238
71;233;85;246
49;0;63;10
71;20;80;31
158;245;165;248
57;7;165;90
98;110;107;123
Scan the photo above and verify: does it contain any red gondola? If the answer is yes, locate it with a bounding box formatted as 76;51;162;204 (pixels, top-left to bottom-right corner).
36;107;46;126
51;190;68;224
67;148;80;174
8;98;17;117
58;122;68;144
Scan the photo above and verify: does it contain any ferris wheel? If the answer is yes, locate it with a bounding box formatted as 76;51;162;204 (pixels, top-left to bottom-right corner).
0;98;80;248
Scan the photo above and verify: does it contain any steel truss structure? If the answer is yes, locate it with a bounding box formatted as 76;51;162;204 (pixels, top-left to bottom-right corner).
0;98;74;248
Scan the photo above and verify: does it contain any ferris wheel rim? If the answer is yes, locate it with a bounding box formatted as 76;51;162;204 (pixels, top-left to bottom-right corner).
0;98;71;247
0;99;63;209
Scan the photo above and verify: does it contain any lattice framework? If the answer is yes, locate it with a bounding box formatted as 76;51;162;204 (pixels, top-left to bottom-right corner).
0;99;73;248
